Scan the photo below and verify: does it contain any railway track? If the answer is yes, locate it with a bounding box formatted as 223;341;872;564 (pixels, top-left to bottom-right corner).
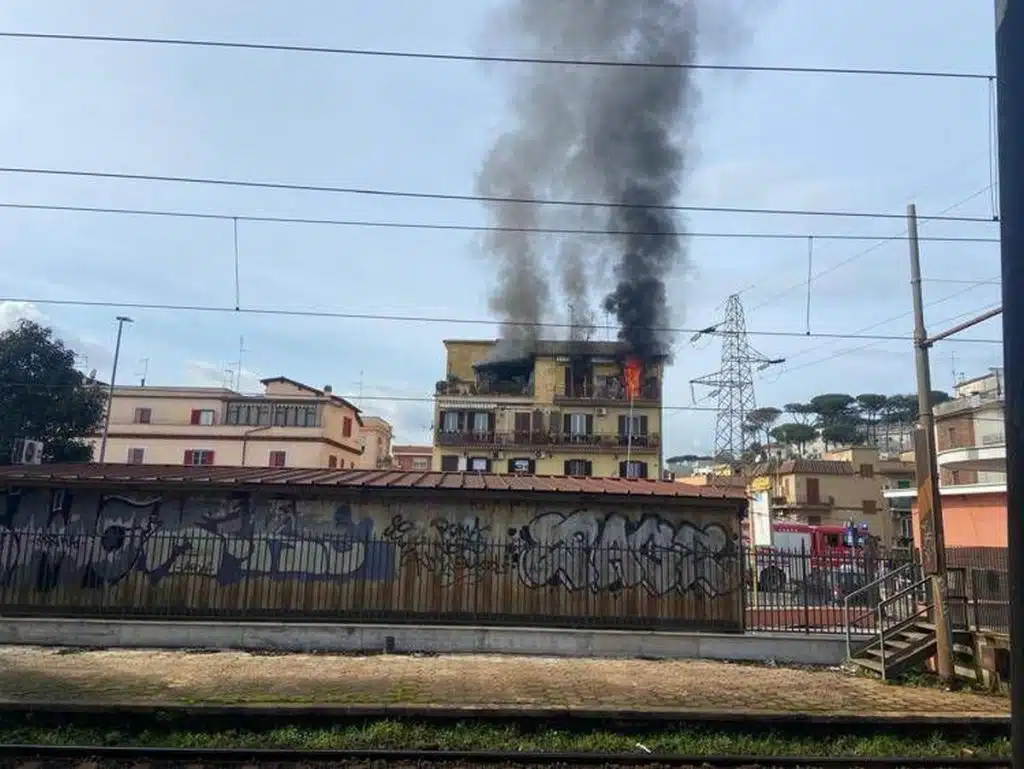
0;745;1011;769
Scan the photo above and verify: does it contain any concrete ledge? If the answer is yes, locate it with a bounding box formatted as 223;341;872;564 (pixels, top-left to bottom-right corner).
0;617;849;665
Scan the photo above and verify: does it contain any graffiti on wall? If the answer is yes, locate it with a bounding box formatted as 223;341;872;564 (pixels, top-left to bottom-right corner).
379;508;737;597
513;510;736;597
0;489;391;591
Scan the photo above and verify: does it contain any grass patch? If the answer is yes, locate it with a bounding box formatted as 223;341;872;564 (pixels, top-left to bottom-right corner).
0;719;1009;758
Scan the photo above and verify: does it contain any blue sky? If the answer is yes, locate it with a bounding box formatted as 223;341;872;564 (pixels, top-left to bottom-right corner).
0;0;1005;455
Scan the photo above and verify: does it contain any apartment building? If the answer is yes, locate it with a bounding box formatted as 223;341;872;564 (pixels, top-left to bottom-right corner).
433;339;664;477
747;447;916;546
358;416;394;469
884;368;1007;548
90;376;384;469
392;444;433;471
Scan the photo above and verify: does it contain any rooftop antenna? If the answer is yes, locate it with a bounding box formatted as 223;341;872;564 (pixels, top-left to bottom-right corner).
234;336;248;391
136;357;149;387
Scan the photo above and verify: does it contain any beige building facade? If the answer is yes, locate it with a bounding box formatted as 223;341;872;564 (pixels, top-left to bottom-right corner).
90;377;388;469
433;339;664;477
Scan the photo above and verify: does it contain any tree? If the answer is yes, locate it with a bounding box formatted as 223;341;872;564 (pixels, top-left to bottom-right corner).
744;406;782;450
855;393;887;443
0;320;106;463
770;423;818;456
783;402;815;425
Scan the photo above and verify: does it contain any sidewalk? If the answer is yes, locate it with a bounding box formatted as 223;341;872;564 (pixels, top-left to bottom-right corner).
0;646;1007;718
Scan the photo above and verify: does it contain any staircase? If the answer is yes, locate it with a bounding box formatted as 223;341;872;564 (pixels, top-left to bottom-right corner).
843;564;977;682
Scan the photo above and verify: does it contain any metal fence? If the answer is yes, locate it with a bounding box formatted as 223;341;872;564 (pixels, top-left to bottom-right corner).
0;525;1009;636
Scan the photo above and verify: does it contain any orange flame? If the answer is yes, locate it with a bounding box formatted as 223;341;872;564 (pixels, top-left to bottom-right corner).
623;355;642;399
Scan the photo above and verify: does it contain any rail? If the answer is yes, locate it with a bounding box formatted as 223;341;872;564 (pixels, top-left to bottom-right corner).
842;563;921;661
0;745;1010;769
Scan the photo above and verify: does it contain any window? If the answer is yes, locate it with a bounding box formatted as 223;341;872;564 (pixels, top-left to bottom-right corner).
226;402;273;426
190;409;215;425
269;450;287;468
563;459;592;476
472;412;490;434
343;416;353;437
441;411;460;432
440;455;459;471
619;414;649;439
806;515;822;525
805;477;821;504
133;407;152;424
862;499;878;515
468;456;491;472
619;460;648;479
563;413;593;441
508;457;536;474
514;412;532;437
126;447;145;464
184;449;215;466
859;463;874;478
328;455;338;468
897;479;911;489
412;457;430;470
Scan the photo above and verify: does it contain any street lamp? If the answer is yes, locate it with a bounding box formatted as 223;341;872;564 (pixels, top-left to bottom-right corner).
97;315;133;463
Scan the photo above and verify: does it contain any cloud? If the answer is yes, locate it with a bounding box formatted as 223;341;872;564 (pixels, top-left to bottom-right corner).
0;300;44;331
183;359;263;392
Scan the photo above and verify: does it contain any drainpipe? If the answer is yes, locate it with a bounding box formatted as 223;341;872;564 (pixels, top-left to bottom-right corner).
241;425;272;466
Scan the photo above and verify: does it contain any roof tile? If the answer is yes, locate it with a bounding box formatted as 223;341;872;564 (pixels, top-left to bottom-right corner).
0;464;746;501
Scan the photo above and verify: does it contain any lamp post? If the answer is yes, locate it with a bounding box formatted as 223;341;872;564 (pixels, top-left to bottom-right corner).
97;315;133;463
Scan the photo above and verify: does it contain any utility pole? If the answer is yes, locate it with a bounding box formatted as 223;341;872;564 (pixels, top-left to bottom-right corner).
994;0;1024;762
906;203;954;684
98;315;133;464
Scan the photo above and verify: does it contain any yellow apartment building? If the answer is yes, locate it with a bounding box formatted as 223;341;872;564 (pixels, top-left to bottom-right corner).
358;416;394;470
90;376;386;469
433;339;664;477
746;446;916;546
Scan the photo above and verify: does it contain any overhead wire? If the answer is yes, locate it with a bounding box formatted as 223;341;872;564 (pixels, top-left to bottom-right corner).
0;200;1005;243
0;166;1000;222
0;295;1003;344
0;31;994;80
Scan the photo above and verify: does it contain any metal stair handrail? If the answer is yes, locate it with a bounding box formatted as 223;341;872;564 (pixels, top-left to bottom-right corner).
843;561;920;659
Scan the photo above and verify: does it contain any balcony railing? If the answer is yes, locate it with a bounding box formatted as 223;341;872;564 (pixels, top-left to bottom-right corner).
435;379;533;398
435;430;661;450
554;381;661;403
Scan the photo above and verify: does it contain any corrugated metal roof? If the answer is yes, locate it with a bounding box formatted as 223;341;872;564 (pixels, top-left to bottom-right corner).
0;464;746;501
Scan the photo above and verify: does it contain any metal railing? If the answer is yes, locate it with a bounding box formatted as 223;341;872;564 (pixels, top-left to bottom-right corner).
434;430;661;449
554;382;662;402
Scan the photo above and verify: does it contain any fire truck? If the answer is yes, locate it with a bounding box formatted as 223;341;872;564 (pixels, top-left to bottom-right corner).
746;521;871;592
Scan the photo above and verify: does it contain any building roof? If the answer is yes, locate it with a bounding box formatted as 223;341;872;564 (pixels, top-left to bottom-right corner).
259;376;363;422
0;464;747;503
752;459;855;477
391;444;433;454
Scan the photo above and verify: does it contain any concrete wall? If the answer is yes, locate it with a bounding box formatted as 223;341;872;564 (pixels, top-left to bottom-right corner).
0;486;742;631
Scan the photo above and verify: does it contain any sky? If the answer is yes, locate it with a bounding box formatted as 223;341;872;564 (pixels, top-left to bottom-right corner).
0;0;1005;456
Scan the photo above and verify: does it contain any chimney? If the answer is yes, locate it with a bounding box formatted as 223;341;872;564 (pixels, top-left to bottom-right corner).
323;384;332;394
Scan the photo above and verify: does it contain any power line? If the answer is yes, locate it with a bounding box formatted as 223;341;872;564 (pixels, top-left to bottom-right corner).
0;295;1003;344
0;166;1000;223
0;200;1004;244
0;378;1010;423
0;31;993;81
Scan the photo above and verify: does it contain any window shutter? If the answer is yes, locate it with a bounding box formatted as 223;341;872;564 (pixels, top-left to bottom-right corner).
507;459;516;473
639;462;648;478
639;415;649;434
190;409;201;425
619;461;627;477
206;451;215;465
585;414;593;435
183;450;193;465
528;459;536;473
584;460;593;476
457;411;466;431
487;412;496;433
439;410;448;429
484;458;492;473
618;415;627;435
563;459;572;475
563;413;571;433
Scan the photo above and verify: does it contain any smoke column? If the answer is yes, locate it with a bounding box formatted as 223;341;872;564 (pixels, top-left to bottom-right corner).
478;0;710;360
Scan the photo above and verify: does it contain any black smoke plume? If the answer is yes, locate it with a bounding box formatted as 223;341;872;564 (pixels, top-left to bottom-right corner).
477;0;714;361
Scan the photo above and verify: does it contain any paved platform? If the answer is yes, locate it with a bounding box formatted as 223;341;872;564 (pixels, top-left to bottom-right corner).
0;646;1008;718
0;618;850;666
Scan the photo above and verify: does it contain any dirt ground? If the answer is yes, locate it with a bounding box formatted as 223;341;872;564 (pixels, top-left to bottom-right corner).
0;647;1008;716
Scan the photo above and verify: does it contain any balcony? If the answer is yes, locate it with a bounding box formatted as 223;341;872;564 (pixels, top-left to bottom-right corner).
936;443;1006;474
435;378;533;400
434;430;661;452
934;389;1004;418
553;380;662;405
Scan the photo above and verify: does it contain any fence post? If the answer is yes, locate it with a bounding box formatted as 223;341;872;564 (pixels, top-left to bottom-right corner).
801;539;810;634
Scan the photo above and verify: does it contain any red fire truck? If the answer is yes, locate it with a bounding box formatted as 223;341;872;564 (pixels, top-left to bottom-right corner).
746;521;871;592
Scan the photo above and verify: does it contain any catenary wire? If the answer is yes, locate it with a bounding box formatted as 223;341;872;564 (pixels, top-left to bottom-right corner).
744;185;998;316
0;200;1004;244
0;295;1003;344
0;166;1000;223
0;31;994;80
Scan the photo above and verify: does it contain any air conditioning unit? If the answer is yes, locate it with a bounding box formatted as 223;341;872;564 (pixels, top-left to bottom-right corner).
11;439;44;465
596;407;608;416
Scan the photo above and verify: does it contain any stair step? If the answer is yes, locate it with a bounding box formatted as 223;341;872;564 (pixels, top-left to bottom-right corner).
915;621;936;631
851;656;885;673
953;643;974;656
955;664;978;680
